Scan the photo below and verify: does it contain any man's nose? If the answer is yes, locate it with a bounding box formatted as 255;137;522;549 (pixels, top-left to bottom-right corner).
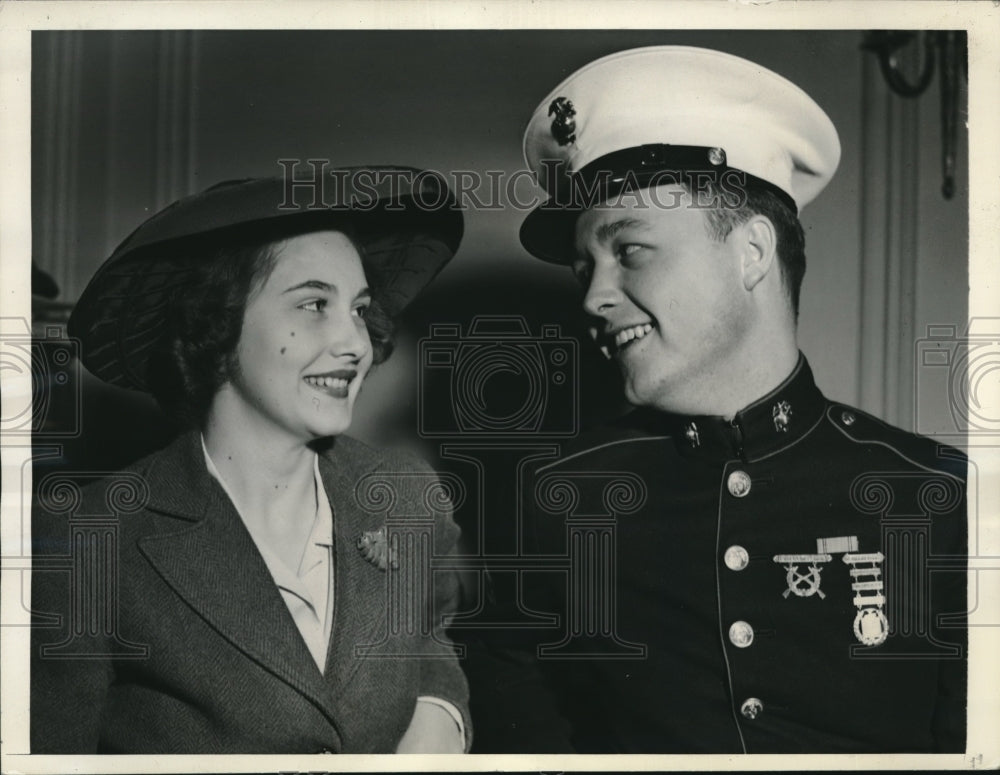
582;263;623;318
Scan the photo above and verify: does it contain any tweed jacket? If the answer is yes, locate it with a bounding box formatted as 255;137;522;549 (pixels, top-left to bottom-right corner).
31;431;470;753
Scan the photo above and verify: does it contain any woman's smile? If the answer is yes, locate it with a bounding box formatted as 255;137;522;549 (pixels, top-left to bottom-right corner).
303;369;359;399
220;229;374;442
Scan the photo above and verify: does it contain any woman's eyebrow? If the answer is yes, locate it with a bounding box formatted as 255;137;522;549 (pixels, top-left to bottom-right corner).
354;287;372;301
283;280;335;293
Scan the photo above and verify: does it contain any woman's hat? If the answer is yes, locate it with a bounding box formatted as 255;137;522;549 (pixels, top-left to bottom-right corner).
68;167;463;391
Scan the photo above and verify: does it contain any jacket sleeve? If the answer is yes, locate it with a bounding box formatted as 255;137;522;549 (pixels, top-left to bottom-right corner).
454;466;577;753
418;495;473;750
383;455;473;750
30;501;114;753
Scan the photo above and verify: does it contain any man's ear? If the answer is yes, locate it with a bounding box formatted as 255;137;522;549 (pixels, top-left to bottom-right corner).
740;215;778;291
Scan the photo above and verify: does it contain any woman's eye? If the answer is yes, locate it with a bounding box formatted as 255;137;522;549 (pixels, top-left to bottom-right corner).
353;304;369;319
299;299;327;313
571;261;592;285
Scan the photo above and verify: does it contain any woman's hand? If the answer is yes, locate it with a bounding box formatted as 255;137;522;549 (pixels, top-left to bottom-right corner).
395;700;465;753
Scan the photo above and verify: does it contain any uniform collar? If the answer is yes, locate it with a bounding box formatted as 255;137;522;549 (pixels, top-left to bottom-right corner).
634;354;827;463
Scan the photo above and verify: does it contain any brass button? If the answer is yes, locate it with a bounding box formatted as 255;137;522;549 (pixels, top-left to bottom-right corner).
727;470;751;497
724;545;749;571
841;410;856;426
740;697;764;719
729;620;754;648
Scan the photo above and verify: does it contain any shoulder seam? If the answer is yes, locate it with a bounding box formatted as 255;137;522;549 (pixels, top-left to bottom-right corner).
826;405;965;483
536;435;670;474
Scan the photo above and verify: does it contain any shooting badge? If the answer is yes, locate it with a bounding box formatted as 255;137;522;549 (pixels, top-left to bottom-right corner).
843;551;888;646
772;553;832;598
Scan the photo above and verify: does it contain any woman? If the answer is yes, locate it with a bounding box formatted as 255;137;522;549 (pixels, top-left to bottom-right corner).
31;170;469;753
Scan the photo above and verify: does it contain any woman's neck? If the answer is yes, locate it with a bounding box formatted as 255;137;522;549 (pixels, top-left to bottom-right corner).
202;402;320;560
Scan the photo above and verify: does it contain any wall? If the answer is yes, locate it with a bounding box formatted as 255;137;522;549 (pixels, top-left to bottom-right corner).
30;29;969;460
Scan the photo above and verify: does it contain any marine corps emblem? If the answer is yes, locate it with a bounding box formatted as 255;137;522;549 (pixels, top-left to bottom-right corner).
773;400;792;432
548;97;577;146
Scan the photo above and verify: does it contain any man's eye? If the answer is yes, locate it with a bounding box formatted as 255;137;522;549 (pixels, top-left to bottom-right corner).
617;243;642;259
300;299;327;313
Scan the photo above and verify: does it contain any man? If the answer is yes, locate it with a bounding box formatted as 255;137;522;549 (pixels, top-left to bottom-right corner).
465;46;966;754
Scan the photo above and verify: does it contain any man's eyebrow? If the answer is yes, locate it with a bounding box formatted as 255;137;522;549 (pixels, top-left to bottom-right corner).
594;217;647;243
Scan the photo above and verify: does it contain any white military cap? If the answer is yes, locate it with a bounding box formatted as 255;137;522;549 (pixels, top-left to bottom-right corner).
520;45;841;263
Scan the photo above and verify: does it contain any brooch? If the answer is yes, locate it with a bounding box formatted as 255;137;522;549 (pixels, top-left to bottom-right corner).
357;527;398;571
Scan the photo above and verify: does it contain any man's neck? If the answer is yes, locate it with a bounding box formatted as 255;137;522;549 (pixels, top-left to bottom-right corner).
651;337;800;420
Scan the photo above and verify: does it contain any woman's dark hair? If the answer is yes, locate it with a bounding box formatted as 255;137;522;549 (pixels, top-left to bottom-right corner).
146;216;394;427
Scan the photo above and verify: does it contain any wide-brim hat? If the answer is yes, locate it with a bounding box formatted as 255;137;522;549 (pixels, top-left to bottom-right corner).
68;167;463;391
520;46;841;263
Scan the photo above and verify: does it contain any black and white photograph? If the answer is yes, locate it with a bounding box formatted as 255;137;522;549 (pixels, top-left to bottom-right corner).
1;1;998;771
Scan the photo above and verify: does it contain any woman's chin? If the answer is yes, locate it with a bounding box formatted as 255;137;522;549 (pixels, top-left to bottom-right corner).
303;417;354;440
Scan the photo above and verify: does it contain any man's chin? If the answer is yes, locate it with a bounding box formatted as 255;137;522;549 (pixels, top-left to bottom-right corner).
622;378;659;410
622;370;686;414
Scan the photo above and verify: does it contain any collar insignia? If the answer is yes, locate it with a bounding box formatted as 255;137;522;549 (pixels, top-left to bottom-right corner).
772;400;792;432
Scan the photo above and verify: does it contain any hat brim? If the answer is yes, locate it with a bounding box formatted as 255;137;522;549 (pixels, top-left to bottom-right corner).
519;158;799;265
69;168;463;391
519;204;581;265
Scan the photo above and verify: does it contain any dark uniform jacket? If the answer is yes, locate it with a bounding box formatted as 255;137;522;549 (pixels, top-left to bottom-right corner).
467;356;966;754
31;431;470;753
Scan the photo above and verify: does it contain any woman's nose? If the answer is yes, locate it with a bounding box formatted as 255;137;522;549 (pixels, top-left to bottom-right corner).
328;311;371;361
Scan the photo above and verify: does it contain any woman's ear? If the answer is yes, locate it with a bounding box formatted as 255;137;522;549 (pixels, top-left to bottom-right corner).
740;214;778;291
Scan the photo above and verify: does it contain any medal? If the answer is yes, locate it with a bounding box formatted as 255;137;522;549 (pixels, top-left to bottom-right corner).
844;552;888;646
772;553;832;599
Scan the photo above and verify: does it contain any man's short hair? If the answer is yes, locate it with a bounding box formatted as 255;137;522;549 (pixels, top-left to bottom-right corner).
683;176;807;317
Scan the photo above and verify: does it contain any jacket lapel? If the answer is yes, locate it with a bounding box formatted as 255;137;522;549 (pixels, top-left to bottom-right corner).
319;443;389;689
135;432;343;727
